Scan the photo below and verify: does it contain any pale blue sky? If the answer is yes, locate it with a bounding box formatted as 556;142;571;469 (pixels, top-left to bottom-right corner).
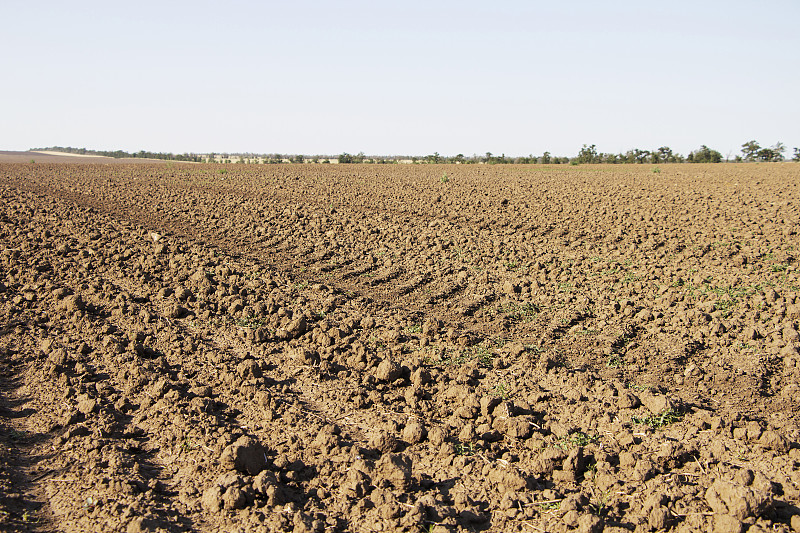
3;0;798;158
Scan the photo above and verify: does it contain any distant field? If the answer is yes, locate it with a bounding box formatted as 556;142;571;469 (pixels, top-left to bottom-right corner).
0;150;167;164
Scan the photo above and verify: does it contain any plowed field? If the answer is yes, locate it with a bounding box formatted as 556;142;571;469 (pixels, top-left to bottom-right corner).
1;162;799;533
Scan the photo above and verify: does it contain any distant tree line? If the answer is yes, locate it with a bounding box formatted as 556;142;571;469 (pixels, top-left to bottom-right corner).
572;141;799;164
335;152;571;164
574;144;724;164
31;146;203;162
34;143;799;165
336;143;794;165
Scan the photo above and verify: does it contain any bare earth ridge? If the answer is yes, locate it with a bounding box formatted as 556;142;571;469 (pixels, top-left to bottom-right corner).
0;161;799;532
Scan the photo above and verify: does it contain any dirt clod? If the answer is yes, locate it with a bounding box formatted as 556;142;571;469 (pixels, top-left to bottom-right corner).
220;436;268;475
705;479;772;520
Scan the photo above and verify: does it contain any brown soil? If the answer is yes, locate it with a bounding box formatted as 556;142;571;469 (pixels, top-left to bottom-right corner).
1;161;799;532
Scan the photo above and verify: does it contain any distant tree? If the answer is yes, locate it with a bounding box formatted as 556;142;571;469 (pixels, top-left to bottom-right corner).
338;153;354;164
655;146;675;163
688;145;723;163
757;142;785;162
541;151;551;164
292;154;304;163
794;147;800;162
741;140;761;162
576;144;600;164
773;142;785;161
756;148;774;162
629;148;650;164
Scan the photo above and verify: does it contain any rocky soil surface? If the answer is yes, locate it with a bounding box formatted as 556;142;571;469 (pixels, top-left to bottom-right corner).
1;161;799;532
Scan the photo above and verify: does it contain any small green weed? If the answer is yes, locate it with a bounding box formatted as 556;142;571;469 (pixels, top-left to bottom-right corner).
632;408;683;429
455;441;476;456
538;500;561;511
470;345;495;367
621;273;638;283
366;336;387;351
492;382;510;399
429;343;495;368
585;460;598;478
523;344;545;355
181;437;195;453
83;496;98;511
651;166;661;174
235;316;265;329
440;173;449;183
451;248;469;261
713;298;736;316
502;301;539;321
623;382;651;392
606;354;625;368
587;490;612;515
556;431;598;450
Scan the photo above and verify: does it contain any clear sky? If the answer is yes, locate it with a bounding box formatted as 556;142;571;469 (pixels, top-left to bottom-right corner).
3;0;798;158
